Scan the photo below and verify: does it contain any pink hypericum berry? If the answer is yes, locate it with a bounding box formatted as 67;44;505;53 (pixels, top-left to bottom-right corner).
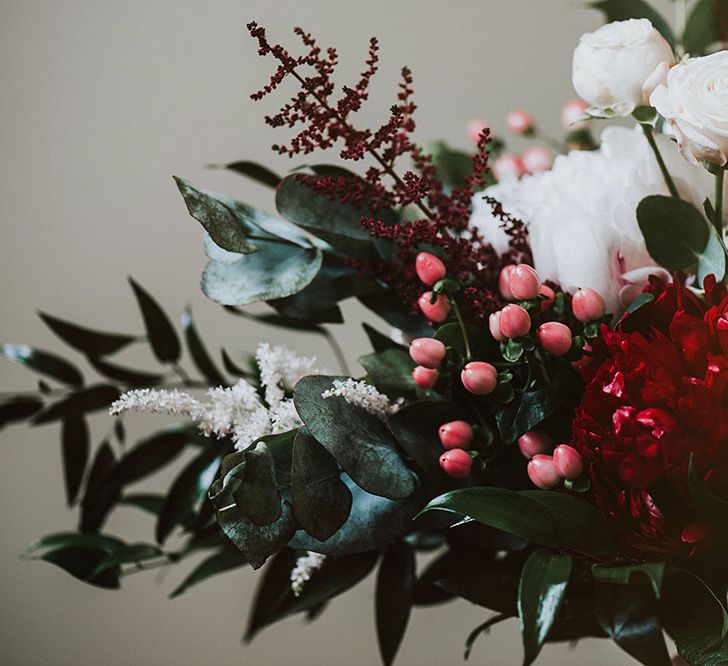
489;311;505;342
438;420;474;450
418;292;451;323
461;361;498;396
506;109;534;135
521;146;554;174
439;448;473;478
493;154;525;181
412;365;438;388
499;265;517;300
537;322;573;356
539;284;556;310
572;287;606;322
560;99;589;130
518;430;552;459
552;444;584;479
499;304;531;339
509;264;541;300
415;252;447;287
467;118;490;144
527;454;561;489
409;338;447;369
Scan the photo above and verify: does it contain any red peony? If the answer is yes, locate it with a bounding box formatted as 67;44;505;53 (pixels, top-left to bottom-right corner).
570;278;728;556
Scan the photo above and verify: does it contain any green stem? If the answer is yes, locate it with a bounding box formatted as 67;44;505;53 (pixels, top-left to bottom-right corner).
450;298;472;361
640;123;680;198
321;328;350;375
714;167;725;237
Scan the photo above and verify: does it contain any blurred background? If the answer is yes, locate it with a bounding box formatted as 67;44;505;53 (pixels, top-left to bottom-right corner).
0;1;677;664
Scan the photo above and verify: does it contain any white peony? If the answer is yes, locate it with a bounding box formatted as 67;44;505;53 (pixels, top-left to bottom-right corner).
469;126;717;315
572;19;674;116
650;50;728;166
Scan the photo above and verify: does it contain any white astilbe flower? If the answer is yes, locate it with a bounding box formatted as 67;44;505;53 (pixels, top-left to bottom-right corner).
321;378;402;420
110;343;323;451
290;551;326;597
256;342;319;407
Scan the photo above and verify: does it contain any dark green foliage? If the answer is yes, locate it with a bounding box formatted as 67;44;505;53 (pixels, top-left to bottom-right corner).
1;343;83;386
129;278;181;363
39;312;136;357
375;541;415;666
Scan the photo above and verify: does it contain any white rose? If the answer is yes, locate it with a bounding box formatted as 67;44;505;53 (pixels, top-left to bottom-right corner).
650;51;728;166
572;19;674;116
469;126;717;315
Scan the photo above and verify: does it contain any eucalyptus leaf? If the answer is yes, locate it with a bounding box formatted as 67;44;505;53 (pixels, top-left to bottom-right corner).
276;175;397;258
175;176;256;253
637;195;711;271
291;428;352;541
1;343;82;386
61;417;90;505
518;549;572;666
375;540;415;666
289;474;419;556
170;548;248;598
129;278;181;363
293;375;416;499
39;312;137;357
202;241;323;307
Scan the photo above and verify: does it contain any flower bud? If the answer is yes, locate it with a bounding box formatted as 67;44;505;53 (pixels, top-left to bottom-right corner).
552;444;584;479
537;322;573;356
572;287;606;322
467;118;490;144
439;448;473;478
409;338;446;369
560;99;589;129
539;284;556;310
493;154;525;181
418;292;451;323
521;146;554;174
461;361;498;395
509;264;541;300
518;430;552;458
412;365;438;388
438;420;474;450
415;252;447;286
527;454;561;489
489;311;506;342
506;109;534;135
499;304;531;339
499;265;517;300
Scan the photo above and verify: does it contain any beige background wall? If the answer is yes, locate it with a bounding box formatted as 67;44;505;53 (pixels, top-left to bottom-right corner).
0;1;676;664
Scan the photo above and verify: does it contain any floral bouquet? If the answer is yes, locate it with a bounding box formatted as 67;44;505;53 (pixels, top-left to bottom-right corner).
3;2;728;664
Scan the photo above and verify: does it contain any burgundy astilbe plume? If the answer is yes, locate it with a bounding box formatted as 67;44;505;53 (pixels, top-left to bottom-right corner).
247;22;530;320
